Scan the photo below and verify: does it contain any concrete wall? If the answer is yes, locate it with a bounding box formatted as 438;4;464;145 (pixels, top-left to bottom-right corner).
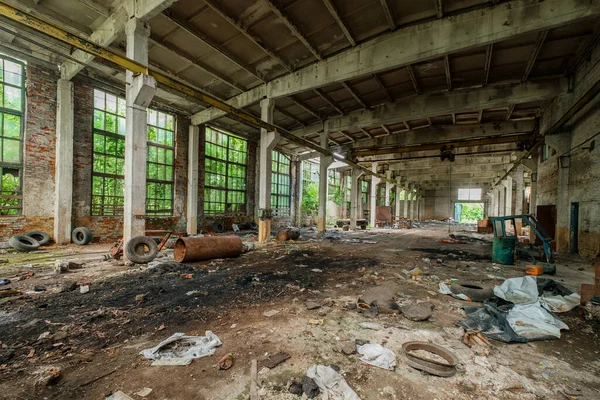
537;40;600;258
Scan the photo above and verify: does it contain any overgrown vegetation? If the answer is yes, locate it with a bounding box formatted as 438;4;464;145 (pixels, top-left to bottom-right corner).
302;182;319;214
459;203;484;224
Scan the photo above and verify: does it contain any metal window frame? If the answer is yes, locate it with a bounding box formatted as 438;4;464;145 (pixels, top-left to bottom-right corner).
204;126;248;216
271;150;291;216
0;55;25;216
146;109;176;216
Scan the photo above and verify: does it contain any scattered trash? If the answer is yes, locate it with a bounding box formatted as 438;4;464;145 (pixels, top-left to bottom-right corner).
422;258;431;263
54;260;83;274
311;268;323;273
180;273;193;279
400;302;434;321
186;290;208;296
403;267;423;278
106;390;134;400
463;331;491;347
261;352;290;369
80;285;90;294
359;322;382;330
403;341;458;377
0;288;21;298
263;310;280;317
301;375;320;398
308;319;324;326
33;365;62;386
494;276;581;313
357;343;396;370
0;278;11;286
439;239;464;244
358;283;398;314
218;353;234;370
140;331;222;365
289;380;304;395
306;365;360;400
135;388;153;397
38;331;51;340
232;224;240;232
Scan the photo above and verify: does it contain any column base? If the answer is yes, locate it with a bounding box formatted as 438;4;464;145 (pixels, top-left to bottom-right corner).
317;218;326;234
258;220;271;244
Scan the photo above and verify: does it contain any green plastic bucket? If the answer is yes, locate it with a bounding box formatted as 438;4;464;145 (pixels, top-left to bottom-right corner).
492;237;516;265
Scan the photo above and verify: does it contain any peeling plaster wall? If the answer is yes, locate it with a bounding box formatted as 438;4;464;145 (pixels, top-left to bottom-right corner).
538;41;600;258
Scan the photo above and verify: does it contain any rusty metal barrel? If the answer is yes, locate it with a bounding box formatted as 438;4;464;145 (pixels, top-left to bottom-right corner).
173;236;244;262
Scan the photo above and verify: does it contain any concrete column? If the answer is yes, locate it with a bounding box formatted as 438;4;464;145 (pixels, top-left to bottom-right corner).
514;166;524;215
358;178;364;219
124;19;156;245
394;177;401;220
294;158;303;227
504;176;513;216
349;168;362;229
369;163;381;227
411;187;418;220
384;171;393;207
420;191;425;220
497;185;506;217
548;133;572;252
317;131;333;234
258;98;280;243
403;184;410;219
187;125;200;234
53;79;74;245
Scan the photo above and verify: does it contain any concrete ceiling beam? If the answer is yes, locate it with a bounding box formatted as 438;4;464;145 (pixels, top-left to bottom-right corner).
295;81;563;135
61;0;177;80
190;0;600;125
322;0;355;46
332;120;534;152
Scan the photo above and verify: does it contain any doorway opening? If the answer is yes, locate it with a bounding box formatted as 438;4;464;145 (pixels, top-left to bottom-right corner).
454;203;484;223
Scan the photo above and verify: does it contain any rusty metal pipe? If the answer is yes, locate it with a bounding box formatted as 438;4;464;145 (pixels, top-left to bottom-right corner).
173;236;243;262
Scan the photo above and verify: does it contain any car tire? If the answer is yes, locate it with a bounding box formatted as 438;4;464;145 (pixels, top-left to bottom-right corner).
450;281;494;302
125;236;159;264
25;230;51;246
9;235;41;252
72;227;93;245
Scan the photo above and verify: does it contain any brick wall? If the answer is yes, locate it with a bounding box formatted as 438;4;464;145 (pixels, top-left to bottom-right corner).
0;63;58;240
71;77;189;242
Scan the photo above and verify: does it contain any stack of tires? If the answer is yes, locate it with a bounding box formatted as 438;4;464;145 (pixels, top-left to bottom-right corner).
8;227;93;252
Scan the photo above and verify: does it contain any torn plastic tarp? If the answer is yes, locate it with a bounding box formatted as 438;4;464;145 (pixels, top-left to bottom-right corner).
458;297;568;343
439;281;470;301
307;365;360;400
494;276;581;313
356;343;396;370
140;331;222;362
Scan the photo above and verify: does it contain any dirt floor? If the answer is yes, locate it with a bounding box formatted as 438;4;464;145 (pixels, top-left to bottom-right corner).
1;224;599;400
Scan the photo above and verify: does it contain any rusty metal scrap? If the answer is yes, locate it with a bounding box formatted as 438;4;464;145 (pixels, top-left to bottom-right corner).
402;341;459;377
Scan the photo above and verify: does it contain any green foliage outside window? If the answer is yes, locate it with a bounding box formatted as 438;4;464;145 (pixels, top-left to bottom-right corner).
0;57;24;215
271;151;291;216
92;89;175;216
204;127;247;216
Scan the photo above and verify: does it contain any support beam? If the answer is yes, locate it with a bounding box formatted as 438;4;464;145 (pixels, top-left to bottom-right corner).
338;131;355;142
522;30;548;82
436;0;443;18
370;163;381;227
350;168;362;229
258;98;280;243
318;131;333;233
322;0;355;46
295;81;564;135
264;0;321;60
380;0;395;30
290;96;321;119
341;82;368;109
373;73;393;103
275;106;306;127
385;171;393;206
203;0;292;72
123;19;156;246
406;65;421;95
444;55;452;91
162;12;264;82
314;88;344;115
394;177;402;219
483;43;493;86
62;0;176;80
191;0;600;124
506;104;516;121
187;125;200;235
53;79;74;244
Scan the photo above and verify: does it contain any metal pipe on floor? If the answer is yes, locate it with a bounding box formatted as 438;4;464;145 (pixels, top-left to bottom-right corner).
173;236;243;262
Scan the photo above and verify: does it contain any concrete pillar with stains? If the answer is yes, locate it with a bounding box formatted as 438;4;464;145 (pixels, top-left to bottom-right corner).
258;98;280;243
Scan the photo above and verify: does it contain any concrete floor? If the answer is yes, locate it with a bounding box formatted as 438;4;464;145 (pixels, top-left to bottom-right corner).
0;225;599;399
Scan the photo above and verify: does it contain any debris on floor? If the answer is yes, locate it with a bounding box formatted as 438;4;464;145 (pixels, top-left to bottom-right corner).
402;341;459;377
357;343;396;370
306;365;360;400
140;331;222;364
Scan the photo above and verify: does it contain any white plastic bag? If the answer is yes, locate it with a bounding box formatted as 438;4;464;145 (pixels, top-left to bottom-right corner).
307;365;360;400
356;343;396;370
140;331;222;362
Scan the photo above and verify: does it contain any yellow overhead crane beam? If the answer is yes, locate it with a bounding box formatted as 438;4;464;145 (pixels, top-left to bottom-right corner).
0;2;404;186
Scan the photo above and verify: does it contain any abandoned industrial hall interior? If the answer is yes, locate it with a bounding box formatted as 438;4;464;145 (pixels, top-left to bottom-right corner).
1;0;600;399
